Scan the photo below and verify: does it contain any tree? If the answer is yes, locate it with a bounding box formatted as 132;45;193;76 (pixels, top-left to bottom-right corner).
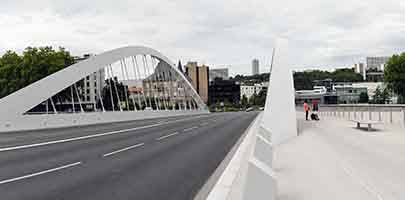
372;86;390;104
359;92;369;103
100;77;130;111
0;46;75;98
384;53;405;103
241;95;248;108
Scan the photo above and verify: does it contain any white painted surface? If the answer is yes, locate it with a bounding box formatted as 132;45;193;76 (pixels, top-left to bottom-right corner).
263;39;297;145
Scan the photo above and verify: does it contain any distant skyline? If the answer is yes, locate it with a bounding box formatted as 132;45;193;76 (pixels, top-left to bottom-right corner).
1;0;404;76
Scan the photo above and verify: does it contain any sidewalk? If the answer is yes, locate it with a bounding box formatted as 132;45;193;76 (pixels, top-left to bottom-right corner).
275;116;405;200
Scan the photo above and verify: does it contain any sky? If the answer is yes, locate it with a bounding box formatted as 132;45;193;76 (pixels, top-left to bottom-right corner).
0;0;404;76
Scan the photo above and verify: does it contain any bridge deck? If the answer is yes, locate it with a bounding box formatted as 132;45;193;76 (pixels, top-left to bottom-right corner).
275;115;405;200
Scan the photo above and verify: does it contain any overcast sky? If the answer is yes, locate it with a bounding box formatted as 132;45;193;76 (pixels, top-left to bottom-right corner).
1;0;404;75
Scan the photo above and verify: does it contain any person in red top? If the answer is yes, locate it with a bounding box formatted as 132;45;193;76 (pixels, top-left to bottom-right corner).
303;100;310;120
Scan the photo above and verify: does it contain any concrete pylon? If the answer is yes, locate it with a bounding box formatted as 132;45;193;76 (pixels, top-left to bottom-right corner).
261;39;297;145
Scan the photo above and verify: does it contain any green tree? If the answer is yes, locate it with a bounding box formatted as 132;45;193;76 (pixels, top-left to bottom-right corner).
384;53;405;103
0;46;74;98
100;77;130;111
372;86;390;104
241;95;248;108
359;92;369;103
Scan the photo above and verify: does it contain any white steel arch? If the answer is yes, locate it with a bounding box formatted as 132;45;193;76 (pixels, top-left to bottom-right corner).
0;46;206;122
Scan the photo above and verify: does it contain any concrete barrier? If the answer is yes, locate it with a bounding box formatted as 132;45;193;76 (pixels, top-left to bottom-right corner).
0;110;209;133
206;113;277;200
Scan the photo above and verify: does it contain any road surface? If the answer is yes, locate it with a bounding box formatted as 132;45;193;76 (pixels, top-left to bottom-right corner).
0;112;257;200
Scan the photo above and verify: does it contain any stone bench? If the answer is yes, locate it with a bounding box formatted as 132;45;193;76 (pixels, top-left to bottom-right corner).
350;120;382;131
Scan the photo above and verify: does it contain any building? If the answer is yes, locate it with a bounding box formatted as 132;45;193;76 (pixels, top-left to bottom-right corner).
352;82;383;100
363;57;390;82
209;68;229;82
185;62;209;103
353;63;366;80
334;84;368;104
252;59;259;75
295;86;330;104
240;82;269;99
209;79;240;105
73;54;105;111
366;57;390;71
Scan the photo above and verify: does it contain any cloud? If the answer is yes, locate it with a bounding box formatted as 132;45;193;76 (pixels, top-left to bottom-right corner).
0;0;404;76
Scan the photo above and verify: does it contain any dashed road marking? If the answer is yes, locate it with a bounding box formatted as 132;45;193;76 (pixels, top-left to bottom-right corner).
156;132;180;141
0;162;82;185
103;143;145;157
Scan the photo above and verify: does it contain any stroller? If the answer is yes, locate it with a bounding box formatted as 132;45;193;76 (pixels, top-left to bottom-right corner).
311;112;320;121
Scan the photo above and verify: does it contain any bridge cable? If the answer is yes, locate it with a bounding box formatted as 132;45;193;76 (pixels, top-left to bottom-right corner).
132;56;145;110
109;64;123;112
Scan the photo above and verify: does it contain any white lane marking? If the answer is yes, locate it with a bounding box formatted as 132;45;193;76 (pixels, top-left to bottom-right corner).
103;143;145;157
183;126;198;132
156;132;180;141
200;122;209;126
0;115;208;152
0;162;81;185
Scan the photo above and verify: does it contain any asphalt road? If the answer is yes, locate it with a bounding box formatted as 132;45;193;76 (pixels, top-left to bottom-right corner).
0;112;258;200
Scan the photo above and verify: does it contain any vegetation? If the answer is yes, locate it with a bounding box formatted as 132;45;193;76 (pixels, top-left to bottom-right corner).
233;73;270;84
384;53;405;103
293;68;363;90
371;86;391;104
359;92;369;103
0;46;74;98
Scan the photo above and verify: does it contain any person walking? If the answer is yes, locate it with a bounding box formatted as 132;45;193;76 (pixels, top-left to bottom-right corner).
304;100;310;120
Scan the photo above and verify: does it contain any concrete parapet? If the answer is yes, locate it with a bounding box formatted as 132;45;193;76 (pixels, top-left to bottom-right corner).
206;113;276;200
0;110;209;133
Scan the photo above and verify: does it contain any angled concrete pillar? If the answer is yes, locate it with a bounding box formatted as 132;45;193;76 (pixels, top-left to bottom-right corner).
262;39;297;145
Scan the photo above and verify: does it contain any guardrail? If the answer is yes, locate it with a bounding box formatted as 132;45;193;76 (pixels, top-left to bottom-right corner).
206;113;276;200
319;104;405;126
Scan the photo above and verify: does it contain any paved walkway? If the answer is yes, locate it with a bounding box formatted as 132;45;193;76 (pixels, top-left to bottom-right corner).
275;116;405;200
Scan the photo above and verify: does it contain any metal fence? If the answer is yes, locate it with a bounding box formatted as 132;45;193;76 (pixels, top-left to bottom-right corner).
318;104;405;126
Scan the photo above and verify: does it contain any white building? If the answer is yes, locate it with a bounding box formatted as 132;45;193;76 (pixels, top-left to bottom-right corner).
352;82;383;99
252;59;259;75
366;57;390;71
81;69;105;109
353;63;366;80
240;82;268;99
74;54;105;110
209;68;229;82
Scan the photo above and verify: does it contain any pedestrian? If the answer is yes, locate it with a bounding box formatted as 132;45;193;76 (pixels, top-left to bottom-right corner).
304;100;310;120
312;99;319;112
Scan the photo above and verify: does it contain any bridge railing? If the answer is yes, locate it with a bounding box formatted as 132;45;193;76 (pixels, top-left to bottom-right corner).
319;104;405;126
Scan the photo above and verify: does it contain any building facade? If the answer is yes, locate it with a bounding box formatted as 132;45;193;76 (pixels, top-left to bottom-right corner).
252;59;259;75
334;84;368;104
209;68;229;82
209;79;240;105
366;57;390;71
240;82;268;99
353;63;366;80
73;54;105;111
185;62;209;103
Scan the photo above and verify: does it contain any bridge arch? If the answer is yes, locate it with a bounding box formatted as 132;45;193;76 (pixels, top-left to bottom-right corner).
0;46;207;123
